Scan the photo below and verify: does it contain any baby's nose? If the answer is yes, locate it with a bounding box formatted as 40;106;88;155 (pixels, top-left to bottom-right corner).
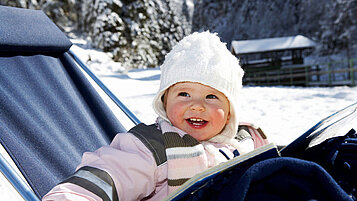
190;101;205;112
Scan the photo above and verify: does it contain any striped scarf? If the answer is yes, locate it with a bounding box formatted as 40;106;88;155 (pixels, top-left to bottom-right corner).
157;118;229;193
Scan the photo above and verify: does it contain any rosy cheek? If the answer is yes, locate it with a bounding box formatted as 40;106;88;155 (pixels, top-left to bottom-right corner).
167;104;183;122
210;108;228;125
215;109;226;119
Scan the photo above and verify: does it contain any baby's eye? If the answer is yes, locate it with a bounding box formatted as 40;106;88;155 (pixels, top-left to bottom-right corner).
206;94;218;99
178;92;190;97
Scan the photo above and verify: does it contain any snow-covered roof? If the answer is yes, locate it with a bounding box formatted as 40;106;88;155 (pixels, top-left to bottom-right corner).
231;35;316;55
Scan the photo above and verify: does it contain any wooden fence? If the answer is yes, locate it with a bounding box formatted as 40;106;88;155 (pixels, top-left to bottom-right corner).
243;58;357;86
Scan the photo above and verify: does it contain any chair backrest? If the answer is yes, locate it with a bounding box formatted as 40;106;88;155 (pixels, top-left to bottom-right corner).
0;6;126;198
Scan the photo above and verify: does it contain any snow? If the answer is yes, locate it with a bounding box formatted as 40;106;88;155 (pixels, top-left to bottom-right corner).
1;40;357;200
98;67;357;146
73;38;356;146
231;35;316;54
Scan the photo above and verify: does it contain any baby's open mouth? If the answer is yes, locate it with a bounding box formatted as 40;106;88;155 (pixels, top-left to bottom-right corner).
186;118;208;126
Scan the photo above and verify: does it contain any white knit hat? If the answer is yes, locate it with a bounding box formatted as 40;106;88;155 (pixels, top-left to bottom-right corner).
152;31;244;146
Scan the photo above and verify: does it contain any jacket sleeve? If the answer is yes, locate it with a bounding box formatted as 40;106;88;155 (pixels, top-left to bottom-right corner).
42;132;161;201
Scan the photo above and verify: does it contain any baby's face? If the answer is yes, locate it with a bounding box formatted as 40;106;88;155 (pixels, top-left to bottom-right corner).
164;82;230;141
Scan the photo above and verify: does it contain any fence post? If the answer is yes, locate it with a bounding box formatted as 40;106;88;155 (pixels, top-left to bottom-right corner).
328;63;332;86
305;65;309;86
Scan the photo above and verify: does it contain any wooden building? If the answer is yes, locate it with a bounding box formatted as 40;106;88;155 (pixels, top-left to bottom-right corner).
231;35;316;73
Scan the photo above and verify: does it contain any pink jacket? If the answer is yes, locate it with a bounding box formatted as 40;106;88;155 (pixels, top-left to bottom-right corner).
42;132;237;201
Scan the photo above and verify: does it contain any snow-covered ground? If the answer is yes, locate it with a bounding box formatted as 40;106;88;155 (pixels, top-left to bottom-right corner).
96;66;357;146
69;43;357;146
68;42;357;146
1;42;356;200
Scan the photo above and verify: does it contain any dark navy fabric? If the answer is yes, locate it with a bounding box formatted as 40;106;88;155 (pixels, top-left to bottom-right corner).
0;5;72;54
0;6;125;198
0;44;126;200
295;129;357;199
181;157;352;201
227;157;352;201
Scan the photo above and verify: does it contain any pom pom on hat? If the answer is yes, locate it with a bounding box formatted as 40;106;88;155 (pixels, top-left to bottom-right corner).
152;31;244;146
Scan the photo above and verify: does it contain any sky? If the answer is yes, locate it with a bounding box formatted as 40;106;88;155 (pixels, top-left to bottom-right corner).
1;41;357;201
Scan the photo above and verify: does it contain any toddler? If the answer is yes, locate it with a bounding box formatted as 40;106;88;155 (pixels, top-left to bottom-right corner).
42;31;254;201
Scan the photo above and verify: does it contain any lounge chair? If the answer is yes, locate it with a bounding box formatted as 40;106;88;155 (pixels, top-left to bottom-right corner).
0;5;132;200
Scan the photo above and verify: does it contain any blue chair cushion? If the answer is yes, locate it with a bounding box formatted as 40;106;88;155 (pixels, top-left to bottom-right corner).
0;5;72;54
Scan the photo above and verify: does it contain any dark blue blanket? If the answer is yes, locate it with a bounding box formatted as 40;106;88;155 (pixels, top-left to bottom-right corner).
181;157;352;201
231;157;352;201
295;129;357;199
